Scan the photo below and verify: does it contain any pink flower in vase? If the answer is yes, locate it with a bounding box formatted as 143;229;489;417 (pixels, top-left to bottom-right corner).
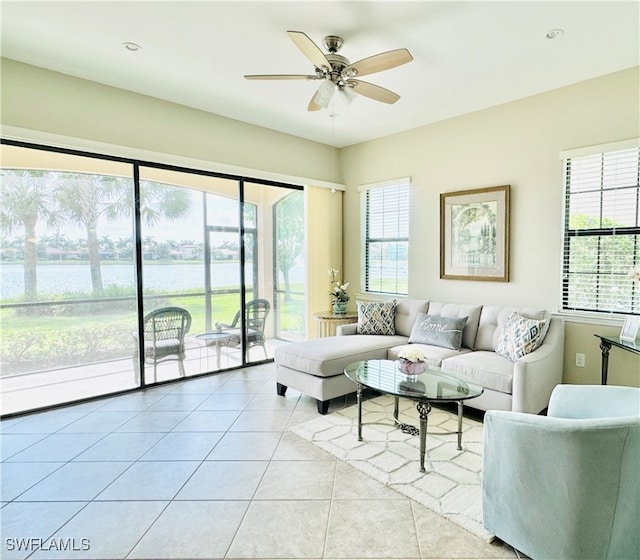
397;347;427;375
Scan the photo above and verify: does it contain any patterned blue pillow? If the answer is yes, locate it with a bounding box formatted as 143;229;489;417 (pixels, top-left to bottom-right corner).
495;312;547;361
356;300;396;335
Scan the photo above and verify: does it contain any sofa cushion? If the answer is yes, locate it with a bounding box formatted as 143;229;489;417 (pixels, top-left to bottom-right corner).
442;351;515;394
426;302;483;349
389;343;472;367
274;334;408;377
356;300;397;335
408;313;468;350
495;311;548;361
475;306;550;352
394;298;430;337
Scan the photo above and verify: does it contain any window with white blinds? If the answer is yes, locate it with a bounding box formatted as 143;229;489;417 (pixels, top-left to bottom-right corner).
362;181;409;295
561;144;639;315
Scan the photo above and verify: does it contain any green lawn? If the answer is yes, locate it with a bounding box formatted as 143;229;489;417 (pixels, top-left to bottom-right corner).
1;288;305;376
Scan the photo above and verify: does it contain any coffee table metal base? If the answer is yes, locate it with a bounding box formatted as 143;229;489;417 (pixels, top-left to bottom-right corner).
356;384;465;473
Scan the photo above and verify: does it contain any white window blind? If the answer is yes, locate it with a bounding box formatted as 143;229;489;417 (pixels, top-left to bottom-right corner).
562;145;639;315
363;182;409;295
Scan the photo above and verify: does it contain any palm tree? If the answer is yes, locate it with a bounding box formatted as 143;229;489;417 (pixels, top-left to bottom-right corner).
139;181;192;227
2;171;192;297
56;175;191;294
115;236;133;259
56;174;130;295
99;235;115;250
0;170;62;300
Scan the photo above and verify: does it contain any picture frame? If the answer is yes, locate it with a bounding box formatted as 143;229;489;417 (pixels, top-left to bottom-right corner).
620;315;640;343
440;185;510;281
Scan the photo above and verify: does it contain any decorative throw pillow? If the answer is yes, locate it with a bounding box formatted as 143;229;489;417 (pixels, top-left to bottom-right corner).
495;311;548;361
408;313;468;350
356;300;396;335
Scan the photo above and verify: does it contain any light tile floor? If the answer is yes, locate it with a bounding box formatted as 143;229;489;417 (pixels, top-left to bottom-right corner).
1;363;521;559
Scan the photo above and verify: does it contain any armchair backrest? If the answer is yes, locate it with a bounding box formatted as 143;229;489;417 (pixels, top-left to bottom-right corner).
144;307;192;346
549;384;640;419
246;298;270;336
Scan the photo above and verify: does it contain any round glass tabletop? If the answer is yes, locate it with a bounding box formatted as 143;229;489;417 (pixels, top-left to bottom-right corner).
344;359;483;402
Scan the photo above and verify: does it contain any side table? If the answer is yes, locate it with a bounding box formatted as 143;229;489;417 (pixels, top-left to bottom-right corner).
594;334;640;384
197;331;235;370
313;311;358;338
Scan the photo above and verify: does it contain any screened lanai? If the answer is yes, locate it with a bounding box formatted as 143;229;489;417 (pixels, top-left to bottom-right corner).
0;141;307;416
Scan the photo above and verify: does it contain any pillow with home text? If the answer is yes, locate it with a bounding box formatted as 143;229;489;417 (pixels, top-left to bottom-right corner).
408;313;468;350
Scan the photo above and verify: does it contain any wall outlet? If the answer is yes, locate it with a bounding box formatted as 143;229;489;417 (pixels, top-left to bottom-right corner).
575;353;585;368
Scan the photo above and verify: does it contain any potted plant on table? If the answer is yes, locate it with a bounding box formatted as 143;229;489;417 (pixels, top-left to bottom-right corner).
328;268;349;314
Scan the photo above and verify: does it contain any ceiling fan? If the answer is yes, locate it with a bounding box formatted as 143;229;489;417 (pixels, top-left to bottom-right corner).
244;31;413;111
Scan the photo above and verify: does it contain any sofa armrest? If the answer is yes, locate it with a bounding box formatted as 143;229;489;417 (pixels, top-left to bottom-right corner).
336;323;358;336
511;317;564;413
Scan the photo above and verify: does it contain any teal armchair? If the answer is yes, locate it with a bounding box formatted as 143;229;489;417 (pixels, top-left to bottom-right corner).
482;384;640;560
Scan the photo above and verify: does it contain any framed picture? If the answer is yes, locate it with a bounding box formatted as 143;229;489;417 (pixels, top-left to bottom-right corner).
620;315;640;343
440;185;510;281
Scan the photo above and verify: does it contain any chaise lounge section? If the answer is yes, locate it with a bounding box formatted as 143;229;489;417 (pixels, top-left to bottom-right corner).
274;298;564;414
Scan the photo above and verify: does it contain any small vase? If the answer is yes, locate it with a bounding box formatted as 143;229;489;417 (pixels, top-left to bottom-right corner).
397;358;426;375
332;301;348;315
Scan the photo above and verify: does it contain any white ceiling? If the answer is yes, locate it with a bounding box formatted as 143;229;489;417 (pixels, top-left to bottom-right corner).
1;1;638;148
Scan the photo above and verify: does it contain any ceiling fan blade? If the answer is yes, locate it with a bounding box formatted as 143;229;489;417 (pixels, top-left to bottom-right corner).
343;48;413;77
347;80;401;104
287;30;331;71
244;74;319;80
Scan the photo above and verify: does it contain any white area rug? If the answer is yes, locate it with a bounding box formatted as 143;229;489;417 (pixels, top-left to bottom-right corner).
290;394;494;542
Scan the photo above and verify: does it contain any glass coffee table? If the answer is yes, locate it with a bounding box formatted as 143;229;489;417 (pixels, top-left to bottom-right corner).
344;359;484;473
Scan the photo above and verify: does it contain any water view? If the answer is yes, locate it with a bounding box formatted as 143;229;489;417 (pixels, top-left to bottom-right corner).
1;262;304;300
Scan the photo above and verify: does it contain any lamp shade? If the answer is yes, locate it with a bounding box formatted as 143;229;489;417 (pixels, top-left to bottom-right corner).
315;80;336;109
339;85;357;106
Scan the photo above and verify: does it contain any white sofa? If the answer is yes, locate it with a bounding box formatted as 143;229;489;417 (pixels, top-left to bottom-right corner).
274;298;564;414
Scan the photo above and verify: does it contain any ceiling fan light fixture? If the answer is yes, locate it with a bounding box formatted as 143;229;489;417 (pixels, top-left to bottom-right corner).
339;84;357;106
316;80;336;109
246;31;413;112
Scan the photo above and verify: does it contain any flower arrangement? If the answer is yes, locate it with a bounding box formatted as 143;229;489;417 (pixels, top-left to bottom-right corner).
328;268;350;303
397;347;427;375
397;346;426;363
629;265;640;285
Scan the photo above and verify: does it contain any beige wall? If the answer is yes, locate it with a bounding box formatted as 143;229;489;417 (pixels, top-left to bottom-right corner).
0;58;340;187
341;67;640;387
563;323;638;387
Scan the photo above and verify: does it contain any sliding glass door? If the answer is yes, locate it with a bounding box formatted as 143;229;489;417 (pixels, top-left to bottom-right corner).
0;141;306;415
0;144;138;414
